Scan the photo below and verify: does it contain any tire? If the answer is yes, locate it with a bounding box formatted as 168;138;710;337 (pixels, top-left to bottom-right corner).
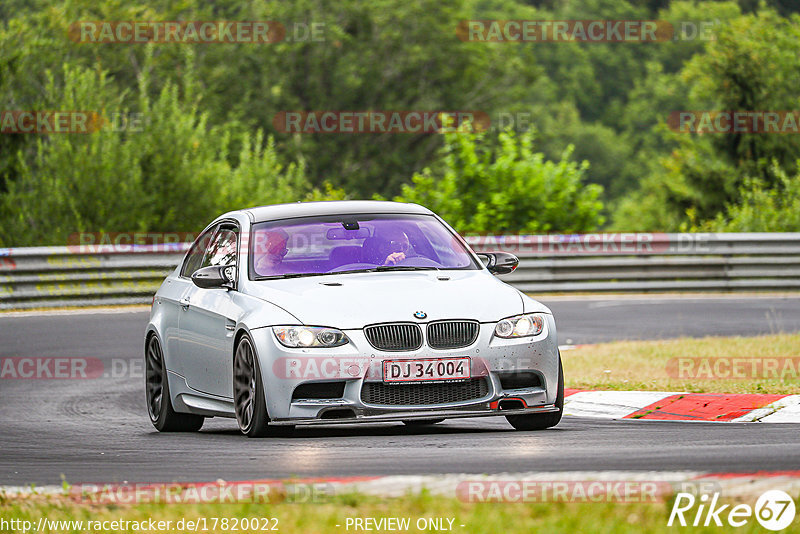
505;353;564;431
233;334;294;438
402;419;445;426
145;335;204;432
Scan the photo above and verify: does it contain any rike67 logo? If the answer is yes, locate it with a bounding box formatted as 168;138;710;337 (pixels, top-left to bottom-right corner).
669;490;796;531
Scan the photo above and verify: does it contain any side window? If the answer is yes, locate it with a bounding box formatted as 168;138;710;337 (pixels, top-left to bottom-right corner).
202;227;238;269
181;227;218;278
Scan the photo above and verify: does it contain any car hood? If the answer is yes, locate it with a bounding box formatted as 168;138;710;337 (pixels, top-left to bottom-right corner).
245;270;545;329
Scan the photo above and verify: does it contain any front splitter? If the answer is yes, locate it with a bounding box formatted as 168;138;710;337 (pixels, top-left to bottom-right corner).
270;404;559;425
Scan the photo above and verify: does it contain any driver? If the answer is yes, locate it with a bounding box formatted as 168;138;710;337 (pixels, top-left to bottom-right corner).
378;229;412;266
254;228;290;275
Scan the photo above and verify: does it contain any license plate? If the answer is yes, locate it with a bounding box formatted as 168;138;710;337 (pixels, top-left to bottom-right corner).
382;357;470;383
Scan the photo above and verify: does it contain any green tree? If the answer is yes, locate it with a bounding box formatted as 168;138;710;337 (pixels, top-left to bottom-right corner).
395;128;604;234
0;0;554;199
681;8;800;186
612;6;800;230
701;162;800;231
3;0;800;239
0;60;321;247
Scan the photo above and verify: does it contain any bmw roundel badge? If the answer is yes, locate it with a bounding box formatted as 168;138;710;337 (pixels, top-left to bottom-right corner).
413;311;427;319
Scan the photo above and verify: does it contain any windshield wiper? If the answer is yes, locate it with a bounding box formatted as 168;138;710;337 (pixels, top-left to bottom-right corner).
374;265;438;271
256;272;329;280
332;265;438;274
256;265;439;280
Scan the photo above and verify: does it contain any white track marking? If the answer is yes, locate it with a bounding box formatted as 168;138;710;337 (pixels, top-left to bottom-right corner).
564;391;680;419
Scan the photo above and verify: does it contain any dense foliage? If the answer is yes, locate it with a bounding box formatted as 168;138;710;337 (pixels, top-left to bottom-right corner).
395;129;603;234
1;0;799;245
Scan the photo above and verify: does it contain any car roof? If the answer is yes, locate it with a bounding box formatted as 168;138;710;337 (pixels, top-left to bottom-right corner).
241;200;433;223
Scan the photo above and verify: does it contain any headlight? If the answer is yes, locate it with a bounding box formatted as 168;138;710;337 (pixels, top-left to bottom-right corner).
272;326;349;348
494;314;544;338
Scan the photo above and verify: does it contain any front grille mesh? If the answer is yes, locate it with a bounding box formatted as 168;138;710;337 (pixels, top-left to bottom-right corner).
361;378;489;406
364;323;422;351
427;320;479;349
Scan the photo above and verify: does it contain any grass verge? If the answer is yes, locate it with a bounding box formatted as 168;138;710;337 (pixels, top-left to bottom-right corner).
563;333;800;394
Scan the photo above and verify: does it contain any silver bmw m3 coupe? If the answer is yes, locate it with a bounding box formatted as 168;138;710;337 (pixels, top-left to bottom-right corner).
145;201;563;437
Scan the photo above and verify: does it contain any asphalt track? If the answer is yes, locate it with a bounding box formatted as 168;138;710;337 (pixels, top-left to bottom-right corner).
1;296;799;486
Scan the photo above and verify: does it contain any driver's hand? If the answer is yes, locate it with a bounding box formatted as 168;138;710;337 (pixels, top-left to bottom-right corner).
384;252;406;265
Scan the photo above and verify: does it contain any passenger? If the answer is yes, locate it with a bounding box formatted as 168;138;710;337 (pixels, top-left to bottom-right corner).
254;228;290;275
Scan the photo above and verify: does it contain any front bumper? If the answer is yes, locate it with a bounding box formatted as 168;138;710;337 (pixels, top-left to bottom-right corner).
249;314;560;424
270;404;560;426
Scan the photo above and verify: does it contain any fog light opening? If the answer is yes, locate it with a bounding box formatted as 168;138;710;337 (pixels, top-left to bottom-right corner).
498;399;526;410
319;408;356;420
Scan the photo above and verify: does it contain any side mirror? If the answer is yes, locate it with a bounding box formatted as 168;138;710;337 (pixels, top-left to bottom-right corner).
191;265;236;289
477;252;519;275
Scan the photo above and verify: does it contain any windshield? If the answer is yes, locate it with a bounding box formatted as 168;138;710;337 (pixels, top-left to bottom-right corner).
248;213;480;279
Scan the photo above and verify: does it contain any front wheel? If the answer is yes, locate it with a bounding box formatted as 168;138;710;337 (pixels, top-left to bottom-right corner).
233;334;293;438
505;354;564;431
146;335;204;432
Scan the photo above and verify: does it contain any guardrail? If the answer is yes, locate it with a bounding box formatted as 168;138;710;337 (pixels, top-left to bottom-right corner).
467;232;800;294
0;244;189;310
1;233;799;309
